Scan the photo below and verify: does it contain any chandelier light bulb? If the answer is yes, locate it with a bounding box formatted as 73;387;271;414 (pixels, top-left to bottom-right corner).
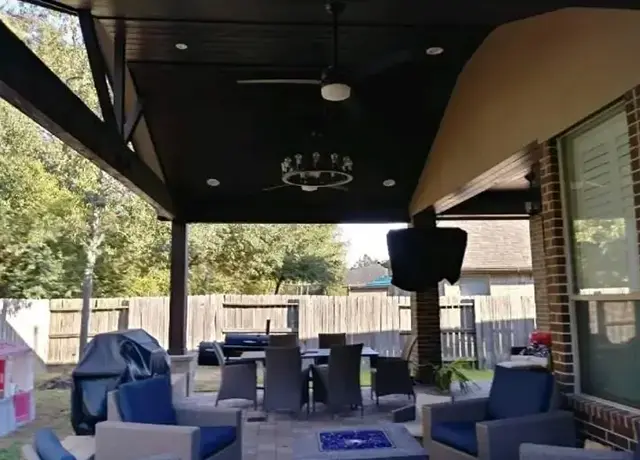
321;83;351;102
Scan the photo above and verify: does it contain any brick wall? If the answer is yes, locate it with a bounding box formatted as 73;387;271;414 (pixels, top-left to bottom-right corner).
530;213;549;330
538;141;574;393
534;86;640;450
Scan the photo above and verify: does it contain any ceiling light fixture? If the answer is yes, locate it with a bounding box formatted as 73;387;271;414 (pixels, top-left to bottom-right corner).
383;179;396;187
175;43;188;50
281;152;353;191
206;178;220;187
426;47;444;56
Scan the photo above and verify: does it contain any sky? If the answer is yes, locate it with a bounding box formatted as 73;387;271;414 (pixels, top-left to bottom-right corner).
339;223;407;267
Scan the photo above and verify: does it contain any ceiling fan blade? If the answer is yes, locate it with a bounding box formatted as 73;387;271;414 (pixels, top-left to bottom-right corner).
262;184;289;191
237;79;322;85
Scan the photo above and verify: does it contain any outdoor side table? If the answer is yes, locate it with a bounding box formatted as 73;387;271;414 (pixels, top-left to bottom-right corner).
293;424;427;460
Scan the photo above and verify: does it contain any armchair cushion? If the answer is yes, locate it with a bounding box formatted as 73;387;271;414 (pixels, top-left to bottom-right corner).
199;426;236;459
117;376;177;426
33;429;76;460
431;421;478;456
487;366;553;420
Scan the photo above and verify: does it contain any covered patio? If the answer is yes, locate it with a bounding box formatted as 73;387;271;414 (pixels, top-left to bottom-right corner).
4;0;640;458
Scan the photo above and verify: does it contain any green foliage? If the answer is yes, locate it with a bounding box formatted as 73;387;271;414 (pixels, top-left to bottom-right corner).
0;6;347;300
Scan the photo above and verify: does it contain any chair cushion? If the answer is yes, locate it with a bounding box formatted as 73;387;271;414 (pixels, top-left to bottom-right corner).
487;366;553;420
117;376;177;425
33;428;76;460
199;426;236;459
431;421;478;456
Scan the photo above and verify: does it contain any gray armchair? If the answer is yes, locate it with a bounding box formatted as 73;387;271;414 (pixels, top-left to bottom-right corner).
98;376;243;460
423;366;576;460
263;346;310;416
311;343;363;415
520;443;634;460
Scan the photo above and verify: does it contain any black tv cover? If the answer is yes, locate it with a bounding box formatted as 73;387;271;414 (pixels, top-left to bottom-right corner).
387;227;468;292
70;329;170;435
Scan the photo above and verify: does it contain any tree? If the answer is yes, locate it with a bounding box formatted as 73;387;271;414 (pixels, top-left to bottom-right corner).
352;254;386;269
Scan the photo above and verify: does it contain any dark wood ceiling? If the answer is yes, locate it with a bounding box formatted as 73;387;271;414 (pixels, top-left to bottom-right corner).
25;0;640;222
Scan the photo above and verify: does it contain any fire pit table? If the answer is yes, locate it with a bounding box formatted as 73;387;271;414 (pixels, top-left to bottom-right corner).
293;424;427;460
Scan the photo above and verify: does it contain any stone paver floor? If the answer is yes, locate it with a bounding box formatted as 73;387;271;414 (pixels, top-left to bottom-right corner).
191;382;492;460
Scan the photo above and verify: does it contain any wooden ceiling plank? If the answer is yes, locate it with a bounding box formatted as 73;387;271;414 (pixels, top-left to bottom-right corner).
0;20;174;218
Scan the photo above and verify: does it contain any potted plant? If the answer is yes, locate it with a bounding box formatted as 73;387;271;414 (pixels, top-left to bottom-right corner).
430;359;477;402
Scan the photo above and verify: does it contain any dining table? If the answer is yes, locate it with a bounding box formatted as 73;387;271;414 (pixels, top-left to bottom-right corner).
240;346;379;363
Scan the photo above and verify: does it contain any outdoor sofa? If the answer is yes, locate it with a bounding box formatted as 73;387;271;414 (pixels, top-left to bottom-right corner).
96;376;242;460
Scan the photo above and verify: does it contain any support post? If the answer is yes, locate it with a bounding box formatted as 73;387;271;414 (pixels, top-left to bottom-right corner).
168;220;188;356
410;207;442;384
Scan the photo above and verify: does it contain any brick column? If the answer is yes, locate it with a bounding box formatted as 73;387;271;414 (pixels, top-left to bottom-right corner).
538;141;574;392
530;213;549;330
410;209;441;384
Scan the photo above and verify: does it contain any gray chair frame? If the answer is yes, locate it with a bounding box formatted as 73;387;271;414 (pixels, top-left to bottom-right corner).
311;343;364;416
316;333;347;366
263;346;310;416
371;335;416;404
520;443;633;460
211;341;258;409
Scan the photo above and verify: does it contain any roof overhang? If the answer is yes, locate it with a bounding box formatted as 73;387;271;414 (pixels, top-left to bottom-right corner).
411;8;640;216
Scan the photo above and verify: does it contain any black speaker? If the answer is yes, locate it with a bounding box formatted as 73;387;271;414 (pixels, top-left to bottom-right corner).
386;227;468;292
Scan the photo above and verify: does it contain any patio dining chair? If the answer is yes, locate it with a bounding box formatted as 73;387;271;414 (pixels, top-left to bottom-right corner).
263;346;310;416
209;341;258;409
371;334;416;404
316;333;347;365
268;333;298;347
310;343;363;416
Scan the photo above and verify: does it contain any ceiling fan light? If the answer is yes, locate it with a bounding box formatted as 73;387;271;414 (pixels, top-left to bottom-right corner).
321;82;351;102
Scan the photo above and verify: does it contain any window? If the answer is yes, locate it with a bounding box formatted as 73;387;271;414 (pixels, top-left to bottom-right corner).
576;300;640;407
563;108;639;294
562;106;640;407
459;277;490;296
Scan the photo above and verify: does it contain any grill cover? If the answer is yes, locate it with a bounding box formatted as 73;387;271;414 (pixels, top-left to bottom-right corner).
224;334;269;347
70;329;170;435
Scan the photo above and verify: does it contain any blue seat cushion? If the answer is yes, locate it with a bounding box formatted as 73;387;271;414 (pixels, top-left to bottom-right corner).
432;421;478;456
199;426;236;459
33;428;76;460
487;366;554;420
117;376;177;425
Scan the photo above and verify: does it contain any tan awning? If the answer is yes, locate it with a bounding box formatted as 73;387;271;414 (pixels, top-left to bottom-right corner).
411;8;640;215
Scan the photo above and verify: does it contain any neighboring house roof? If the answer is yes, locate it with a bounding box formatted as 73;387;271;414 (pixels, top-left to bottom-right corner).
438;220;532;271
365;275;393;288
346;264;389;287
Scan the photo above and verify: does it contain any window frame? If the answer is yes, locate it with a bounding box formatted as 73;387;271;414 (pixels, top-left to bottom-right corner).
558;102;640;411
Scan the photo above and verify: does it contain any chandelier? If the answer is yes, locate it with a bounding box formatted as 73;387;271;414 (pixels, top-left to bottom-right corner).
280;151;353;192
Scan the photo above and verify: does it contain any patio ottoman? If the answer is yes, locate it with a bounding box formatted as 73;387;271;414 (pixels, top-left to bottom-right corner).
293;424;427;460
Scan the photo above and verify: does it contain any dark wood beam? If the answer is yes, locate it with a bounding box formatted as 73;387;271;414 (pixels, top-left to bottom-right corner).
113;19;126;135
78;10;117;132
123;99;143;144
0;20;174;218
168;221;188;355
181;197;410;223
431;143;540;214
438;189;532;217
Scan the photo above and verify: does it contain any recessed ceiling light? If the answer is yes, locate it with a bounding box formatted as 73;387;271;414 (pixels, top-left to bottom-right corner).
426;47;444;56
301;185;318;192
383;179;396;188
206;178;220;187
175;43;188;50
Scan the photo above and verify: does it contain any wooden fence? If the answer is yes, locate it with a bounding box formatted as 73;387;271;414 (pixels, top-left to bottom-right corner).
0;294;536;368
